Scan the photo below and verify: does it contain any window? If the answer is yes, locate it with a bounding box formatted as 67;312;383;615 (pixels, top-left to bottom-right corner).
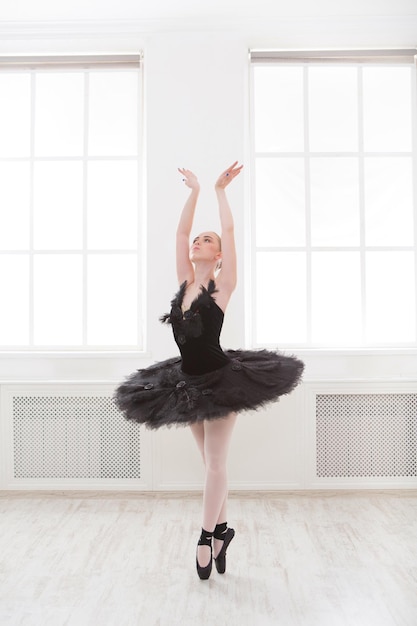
251;49;417;348
0;55;143;350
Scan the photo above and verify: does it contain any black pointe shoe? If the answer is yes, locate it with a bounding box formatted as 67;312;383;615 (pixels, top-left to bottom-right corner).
214;524;235;574
196;528;213;580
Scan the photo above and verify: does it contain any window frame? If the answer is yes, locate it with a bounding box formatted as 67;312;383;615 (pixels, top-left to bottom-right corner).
249;49;417;351
0;54;145;353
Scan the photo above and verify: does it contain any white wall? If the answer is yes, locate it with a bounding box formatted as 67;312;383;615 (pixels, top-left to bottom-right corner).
0;13;416;490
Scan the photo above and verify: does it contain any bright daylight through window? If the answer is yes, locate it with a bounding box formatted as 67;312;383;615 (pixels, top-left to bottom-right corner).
251;50;417;348
0;56;143;350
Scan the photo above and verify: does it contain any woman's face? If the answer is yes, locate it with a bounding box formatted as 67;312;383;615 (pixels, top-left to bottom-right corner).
190;232;221;263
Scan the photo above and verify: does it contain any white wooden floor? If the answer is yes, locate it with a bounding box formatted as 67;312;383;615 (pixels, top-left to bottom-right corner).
0;490;416;626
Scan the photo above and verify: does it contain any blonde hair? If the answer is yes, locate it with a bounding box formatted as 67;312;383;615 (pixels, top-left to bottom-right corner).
213;232;222;271
213;232;222;251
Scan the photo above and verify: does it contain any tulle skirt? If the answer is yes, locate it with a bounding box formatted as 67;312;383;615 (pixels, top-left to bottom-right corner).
114;349;304;429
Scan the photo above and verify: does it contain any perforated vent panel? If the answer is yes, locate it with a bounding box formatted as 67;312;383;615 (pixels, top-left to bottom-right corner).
13;396;141;479
316;393;417;478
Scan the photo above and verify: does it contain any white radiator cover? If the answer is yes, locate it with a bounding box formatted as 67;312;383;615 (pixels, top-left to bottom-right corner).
0;384;151;490
316;393;417;478
13;395;141;480
305;381;417;489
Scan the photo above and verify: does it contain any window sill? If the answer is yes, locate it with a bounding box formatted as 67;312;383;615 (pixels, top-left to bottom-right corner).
286;347;417;357
0;350;151;359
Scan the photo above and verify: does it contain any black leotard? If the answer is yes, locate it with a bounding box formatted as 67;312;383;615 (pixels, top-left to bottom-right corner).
171;282;230;375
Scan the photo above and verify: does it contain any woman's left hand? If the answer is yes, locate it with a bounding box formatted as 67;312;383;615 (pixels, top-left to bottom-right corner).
215;161;243;190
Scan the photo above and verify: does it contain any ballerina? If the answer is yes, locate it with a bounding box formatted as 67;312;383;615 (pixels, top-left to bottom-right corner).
115;162;304;579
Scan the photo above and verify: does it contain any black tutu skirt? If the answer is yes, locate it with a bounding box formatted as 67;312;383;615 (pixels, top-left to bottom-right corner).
114;349;304;429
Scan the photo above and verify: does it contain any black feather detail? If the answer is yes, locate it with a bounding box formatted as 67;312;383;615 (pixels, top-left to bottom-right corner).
159;281;187;324
159;280;218;340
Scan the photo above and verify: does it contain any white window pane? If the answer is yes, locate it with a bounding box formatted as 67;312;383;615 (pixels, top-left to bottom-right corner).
87;254;138;345
366;252;416;343
364;157;414;246
310;158;360;246
0;255;29;345
34;255;83;345
87;161;138;250
312;252;362;346
0;162;30;250
0;73;31;157
256;252;306;344
256;158;305;246
309;67;358;152
33;161;83;250
363;67;412;152
35;73;84;157
88;71;139;156
254;66;304;152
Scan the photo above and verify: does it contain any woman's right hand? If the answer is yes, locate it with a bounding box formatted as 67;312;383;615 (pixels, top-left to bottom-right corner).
178;168;200;191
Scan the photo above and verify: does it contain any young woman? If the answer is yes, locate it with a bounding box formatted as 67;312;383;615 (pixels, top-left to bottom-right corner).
115;162;304;580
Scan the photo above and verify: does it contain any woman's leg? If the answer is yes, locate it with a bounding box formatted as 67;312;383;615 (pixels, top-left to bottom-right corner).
190;421;228;557
213;495;229;558
190;420;205;463
191;413;237;566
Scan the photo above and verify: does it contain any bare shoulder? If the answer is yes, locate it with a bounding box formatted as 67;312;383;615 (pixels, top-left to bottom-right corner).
214;273;236;313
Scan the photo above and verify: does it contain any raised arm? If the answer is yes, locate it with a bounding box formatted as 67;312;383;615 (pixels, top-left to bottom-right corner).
176;168;200;285
214;162;243;293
